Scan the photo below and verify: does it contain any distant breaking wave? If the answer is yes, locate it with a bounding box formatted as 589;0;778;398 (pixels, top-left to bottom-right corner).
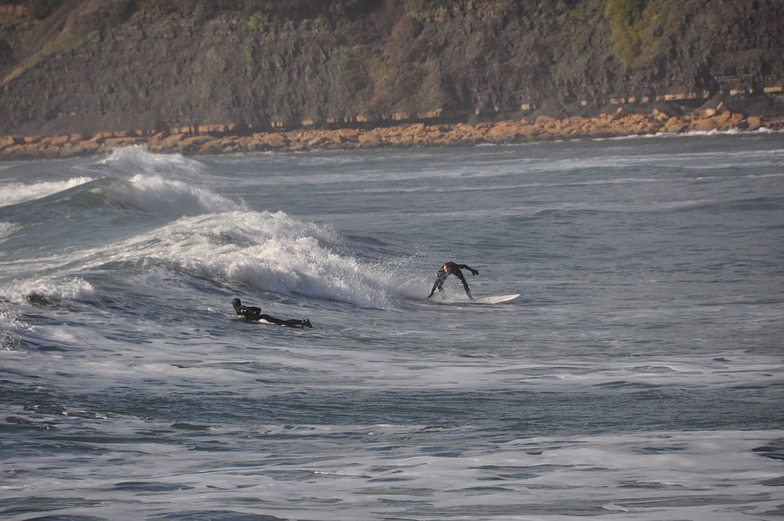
99;145;244;215
110;210;420;308
0;177;94;208
98;144;207;179
117;174;246;215
0;173;244;217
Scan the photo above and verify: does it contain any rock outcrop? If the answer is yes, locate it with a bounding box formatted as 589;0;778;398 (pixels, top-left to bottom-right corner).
2;104;781;160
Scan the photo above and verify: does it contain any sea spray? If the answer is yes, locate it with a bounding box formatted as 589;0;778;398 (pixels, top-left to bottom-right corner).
98;144;207;179
127;210;415;308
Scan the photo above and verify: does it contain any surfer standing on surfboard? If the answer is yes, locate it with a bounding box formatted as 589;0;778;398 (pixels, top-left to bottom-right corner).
427;261;479;300
232;298;313;328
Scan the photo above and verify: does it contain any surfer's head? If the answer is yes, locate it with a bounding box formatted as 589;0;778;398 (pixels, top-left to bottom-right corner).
443;264;450;273
232;298;242;311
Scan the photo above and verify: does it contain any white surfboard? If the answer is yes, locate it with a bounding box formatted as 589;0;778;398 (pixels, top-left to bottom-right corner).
474;294;520;304
427;293;520;304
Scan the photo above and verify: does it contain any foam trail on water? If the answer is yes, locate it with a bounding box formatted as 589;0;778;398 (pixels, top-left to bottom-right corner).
0;277;96;350
0;305;28;350
1;277;96;305
0;221;20;243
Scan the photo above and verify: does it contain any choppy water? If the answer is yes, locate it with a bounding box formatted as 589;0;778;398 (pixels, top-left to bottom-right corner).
1;132;783;520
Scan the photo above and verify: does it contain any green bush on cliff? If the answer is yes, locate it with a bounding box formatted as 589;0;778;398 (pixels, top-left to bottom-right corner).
605;0;649;65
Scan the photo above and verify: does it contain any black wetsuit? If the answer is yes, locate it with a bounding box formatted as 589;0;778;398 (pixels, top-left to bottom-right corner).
232;298;312;328
427;262;479;299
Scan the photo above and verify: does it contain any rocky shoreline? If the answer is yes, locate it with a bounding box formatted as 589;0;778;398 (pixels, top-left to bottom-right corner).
2;106;782;161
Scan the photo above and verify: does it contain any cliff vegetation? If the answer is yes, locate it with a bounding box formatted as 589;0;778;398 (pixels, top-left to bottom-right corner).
1;0;783;137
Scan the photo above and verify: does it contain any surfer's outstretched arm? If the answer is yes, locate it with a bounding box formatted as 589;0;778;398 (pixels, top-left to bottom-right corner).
453;269;473;299
456;264;479;276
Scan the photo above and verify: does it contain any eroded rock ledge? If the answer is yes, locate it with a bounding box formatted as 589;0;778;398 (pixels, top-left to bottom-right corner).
2;107;782;161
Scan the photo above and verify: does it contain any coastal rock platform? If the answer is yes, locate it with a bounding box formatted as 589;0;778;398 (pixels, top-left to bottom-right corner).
1;107;781;160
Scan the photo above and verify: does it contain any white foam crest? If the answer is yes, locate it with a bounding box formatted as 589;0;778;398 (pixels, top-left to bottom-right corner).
224;236;398;306
1;276;95;304
99;145;206;178
0;177;93;207
114;174;246;215
110;210;418;307
205;212;418;307
94;146;240;214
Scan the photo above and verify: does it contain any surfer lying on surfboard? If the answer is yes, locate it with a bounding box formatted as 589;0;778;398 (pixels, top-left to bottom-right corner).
232;298;313;328
427;261;479;300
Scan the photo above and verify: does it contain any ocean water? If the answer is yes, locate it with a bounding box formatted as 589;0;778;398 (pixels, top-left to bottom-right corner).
1;132;783;520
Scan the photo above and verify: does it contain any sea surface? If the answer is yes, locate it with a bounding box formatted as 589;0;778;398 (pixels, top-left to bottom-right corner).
1;132;783;520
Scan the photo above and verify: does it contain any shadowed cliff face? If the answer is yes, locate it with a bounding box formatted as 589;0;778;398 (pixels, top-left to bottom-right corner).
1;0;782;136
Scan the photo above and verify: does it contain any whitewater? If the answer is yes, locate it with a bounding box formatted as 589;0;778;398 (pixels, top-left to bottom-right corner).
1;132;783;520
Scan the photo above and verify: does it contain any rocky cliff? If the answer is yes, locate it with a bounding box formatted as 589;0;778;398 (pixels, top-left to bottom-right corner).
1;0;783;138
